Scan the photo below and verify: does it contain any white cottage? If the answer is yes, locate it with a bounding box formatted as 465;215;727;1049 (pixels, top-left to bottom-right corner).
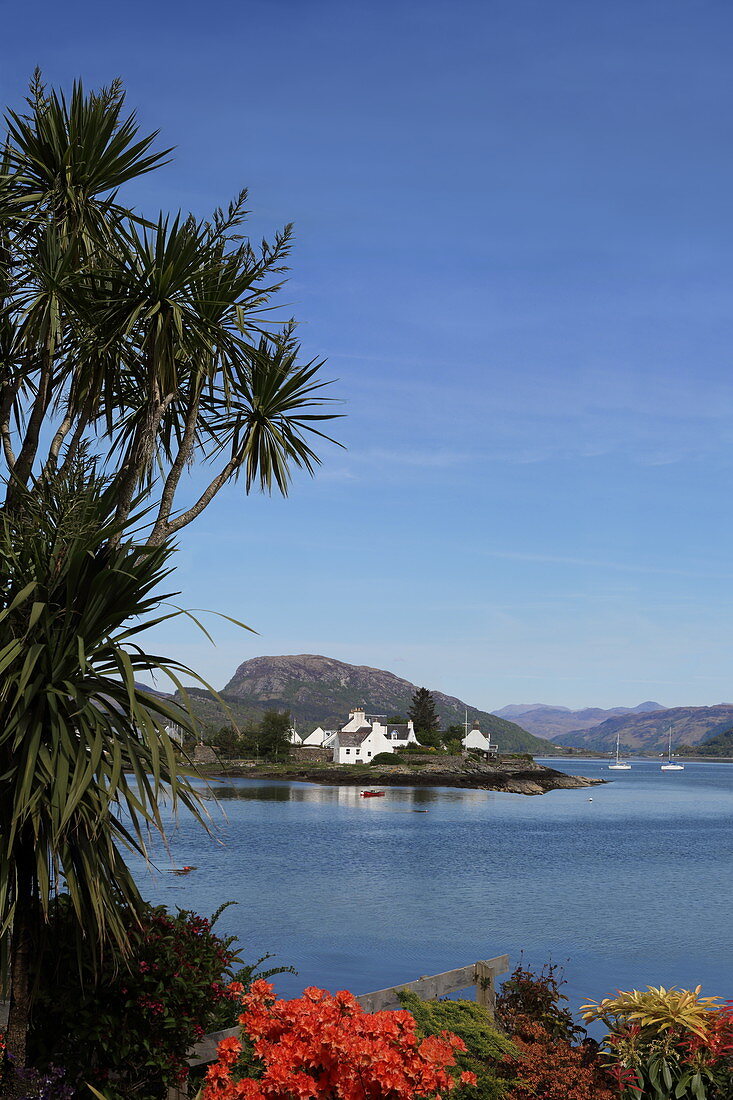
462;720;498;756
302;726;337;747
327;707;421;763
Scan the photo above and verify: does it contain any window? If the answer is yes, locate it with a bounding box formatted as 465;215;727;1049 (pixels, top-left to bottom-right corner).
345;748;351;754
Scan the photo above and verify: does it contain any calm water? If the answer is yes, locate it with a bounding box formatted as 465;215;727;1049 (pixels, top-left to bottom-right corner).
130;759;733;1022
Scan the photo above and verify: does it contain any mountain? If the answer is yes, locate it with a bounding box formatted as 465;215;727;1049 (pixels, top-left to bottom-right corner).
560;704;733;753
493;703;571;718
681;727;733;757
183;654;556;754
492;702;665;740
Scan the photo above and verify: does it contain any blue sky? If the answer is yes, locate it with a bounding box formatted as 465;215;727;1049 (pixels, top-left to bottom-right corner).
4;0;733;709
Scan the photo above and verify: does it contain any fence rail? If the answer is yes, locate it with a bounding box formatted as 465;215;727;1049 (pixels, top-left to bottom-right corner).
168;955;510;1098
354;955;509;1014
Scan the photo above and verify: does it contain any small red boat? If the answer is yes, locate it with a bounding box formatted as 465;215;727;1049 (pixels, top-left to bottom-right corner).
360;790;385;798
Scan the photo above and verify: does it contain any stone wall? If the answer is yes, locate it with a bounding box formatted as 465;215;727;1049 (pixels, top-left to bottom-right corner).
290;745;331;763
193;743;221;765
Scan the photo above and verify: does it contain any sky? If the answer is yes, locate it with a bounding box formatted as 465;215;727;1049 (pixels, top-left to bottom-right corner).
3;0;733;710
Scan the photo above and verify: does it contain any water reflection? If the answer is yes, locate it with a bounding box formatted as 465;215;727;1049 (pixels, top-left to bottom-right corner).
203;780;482;809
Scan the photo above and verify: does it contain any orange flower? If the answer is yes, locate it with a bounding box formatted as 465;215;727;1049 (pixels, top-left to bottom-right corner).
201;985;470;1100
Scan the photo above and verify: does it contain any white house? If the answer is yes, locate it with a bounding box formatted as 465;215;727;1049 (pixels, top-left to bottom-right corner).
164;723;184;746
462;720;498;756
326;707;421;764
302;726;337;747
287;727;303;745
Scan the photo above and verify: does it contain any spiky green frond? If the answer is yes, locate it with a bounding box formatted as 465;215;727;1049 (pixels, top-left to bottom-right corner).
0;466;213;980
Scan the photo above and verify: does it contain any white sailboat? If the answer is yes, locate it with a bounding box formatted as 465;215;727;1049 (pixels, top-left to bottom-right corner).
608;731;631;770
661;724;684;771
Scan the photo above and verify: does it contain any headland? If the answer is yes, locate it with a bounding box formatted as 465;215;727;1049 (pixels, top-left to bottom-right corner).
197;754;604;796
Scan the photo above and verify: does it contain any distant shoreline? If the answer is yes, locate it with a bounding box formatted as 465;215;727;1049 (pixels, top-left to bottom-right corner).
540;753;733;764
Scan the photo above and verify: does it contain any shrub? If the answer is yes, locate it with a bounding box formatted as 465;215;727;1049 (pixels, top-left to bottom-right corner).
399;992;515;1099
498;1019;616;1100
30;898;290;1099
200;980;478;1099
493;962;615;1100
497;962;585;1044
370;752;404;765
582;986;733;1099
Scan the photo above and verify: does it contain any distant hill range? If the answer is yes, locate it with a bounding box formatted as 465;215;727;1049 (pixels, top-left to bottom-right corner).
492;701;664;741
681;727;733;757
176;654;556;754
553;704;733;753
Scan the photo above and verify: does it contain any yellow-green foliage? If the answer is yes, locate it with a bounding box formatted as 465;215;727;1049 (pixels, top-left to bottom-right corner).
398;993;516;1099
581;986;722;1040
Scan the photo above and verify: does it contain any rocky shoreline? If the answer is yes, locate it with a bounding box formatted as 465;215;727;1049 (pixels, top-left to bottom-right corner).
202;755;605;796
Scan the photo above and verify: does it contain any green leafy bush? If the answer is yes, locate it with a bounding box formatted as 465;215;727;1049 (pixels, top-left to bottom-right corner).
399;993;514;1098
29;897;291;1099
370;752;404;765
582;987;733;1099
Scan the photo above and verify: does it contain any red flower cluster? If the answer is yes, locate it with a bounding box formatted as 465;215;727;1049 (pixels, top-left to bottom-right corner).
678;1004;733;1065
202;980;477;1099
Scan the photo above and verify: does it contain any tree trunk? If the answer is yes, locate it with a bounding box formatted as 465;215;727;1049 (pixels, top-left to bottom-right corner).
3;857;37;1089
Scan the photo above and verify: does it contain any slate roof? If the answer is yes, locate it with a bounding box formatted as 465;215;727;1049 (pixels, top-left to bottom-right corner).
336;727;372;746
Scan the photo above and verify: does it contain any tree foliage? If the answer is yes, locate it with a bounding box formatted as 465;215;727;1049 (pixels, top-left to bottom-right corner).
255;710;292;759
209;710;292;760
30;898;245;1099
0;465;212;1074
408;687;440;740
0;73;340;541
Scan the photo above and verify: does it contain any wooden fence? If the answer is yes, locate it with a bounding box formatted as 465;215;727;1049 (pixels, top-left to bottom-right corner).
168;955;509;1099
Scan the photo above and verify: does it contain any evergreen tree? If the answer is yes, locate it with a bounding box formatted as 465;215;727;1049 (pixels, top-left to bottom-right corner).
408;688;440;738
259;710;292;759
210;725;243;758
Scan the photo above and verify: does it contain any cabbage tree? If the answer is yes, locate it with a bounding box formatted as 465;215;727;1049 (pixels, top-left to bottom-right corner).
0;73;340;535
0;465;215;1076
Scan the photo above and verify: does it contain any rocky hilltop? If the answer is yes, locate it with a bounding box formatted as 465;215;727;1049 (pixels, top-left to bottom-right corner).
560;704;733;753
492;701;665;740
215;654;555;754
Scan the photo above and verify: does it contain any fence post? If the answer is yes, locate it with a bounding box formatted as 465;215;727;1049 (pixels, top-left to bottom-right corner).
475;960;497;1018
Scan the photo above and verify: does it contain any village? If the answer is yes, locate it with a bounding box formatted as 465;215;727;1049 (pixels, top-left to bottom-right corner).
288;707;500;763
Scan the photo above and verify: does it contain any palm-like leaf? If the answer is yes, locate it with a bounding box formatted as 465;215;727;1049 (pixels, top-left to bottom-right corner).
4;72;169;238
0;465;211;988
1;74;341;539
213;331;341;494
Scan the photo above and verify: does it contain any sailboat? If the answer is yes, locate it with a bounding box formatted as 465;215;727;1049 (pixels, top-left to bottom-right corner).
608;731;631;770
661;724;684;771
